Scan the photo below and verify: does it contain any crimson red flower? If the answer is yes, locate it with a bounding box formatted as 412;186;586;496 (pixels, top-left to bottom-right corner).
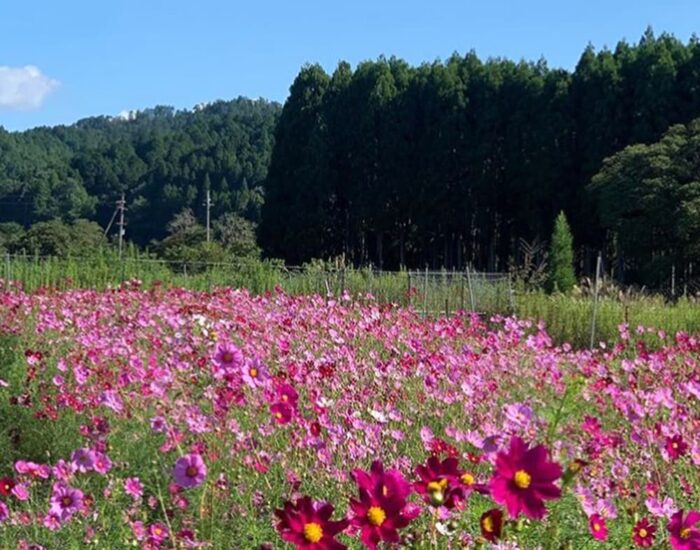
349;461;416;549
668;509;700;550
666;435;689;461
353;461;412;503
480;508;503;542
271;402;293;425
414;456;464;508
275;496;348;549
589;514;608;541
632;518;656;547
489;436;562;519
0;477;16;498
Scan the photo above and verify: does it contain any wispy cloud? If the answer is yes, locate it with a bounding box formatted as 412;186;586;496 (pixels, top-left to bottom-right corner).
0;65;59;110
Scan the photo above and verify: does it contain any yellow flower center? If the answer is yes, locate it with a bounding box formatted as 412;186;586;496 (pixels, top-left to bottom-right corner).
673;442;679;449
681;527;691;539
461;472;475;486
249;368;258;378
303;522;323;543
482;516;494;533
367;506;386;527
281;395;288;401
382;485;389;497
427;478;448;494
593;522;601;532
569;461;582;473
639;528;648;538
275;412;283;419
513;470;531;489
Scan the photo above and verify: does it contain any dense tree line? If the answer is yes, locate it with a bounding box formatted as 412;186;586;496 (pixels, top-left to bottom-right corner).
260;29;700;284
0;98;280;246
591;118;700;287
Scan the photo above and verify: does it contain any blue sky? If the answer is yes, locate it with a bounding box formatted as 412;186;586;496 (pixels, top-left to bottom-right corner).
1;0;699;131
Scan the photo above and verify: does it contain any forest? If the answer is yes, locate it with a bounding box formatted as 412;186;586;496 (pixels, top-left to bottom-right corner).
261;28;700;286
4;29;700;286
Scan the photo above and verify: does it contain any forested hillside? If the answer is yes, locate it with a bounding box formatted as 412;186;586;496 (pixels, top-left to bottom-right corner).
0;98;280;244
260;29;700;282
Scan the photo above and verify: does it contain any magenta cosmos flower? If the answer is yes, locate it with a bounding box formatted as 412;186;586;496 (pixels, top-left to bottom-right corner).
414;456;464;509
271;402;294;424
489;436;562;519
49;484;84;521
589;514;608;541
275;496;349;549
668;510;700;550
349;461;417;549
666;435;689;461
213;342;243;370
173;453;207;489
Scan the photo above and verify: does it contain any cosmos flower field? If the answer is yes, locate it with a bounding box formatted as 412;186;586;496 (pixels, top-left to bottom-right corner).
0;284;699;549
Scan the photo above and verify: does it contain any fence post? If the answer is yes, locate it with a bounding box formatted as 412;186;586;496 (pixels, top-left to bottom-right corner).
507;274;516;314
466;266;475;312
4;253;10;286
590;252;602;350
671;264;676;299
406;271;412;307
423;267;428;317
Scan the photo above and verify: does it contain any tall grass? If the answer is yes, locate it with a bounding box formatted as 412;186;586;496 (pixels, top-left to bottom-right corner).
3;252;699;348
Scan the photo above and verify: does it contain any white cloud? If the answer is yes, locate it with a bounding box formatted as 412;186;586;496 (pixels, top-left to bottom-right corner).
0;65;59;110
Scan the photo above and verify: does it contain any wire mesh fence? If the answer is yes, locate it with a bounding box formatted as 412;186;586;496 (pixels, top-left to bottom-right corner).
1;253;514;316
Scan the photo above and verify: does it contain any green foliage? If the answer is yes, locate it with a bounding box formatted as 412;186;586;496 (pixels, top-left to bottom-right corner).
0;98;280;245
591;118;700;286
547;212;576;293
214;213;261;258
260;30;700;283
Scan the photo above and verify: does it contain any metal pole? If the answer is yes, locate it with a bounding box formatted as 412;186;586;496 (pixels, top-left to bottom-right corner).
117;193;125;261
466;265;475;312
205;190;212;243
423;267;428;317
590;252;602;350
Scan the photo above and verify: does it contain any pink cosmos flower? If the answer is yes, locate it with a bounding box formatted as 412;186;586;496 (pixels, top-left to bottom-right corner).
213;342;244;370
148;522;169;543
0;501;8;523
93;452;112;475
124;477;144;500
150;416;168;433
12;483;29;501
668;510;700;550
242;357;269;388
489;436;562;519
49;484;84;521
646;496;678;519
173;453;207;489
70;448;96;473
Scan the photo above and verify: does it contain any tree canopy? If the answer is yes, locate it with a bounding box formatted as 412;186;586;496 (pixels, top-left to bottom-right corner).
260;29;700;280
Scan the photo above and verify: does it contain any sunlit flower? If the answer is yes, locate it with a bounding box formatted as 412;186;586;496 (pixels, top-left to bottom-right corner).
632;518;656;547
668;510;700;550
489;436;562;519
275;496;348;549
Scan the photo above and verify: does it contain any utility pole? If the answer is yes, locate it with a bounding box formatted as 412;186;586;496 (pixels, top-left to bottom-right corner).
117;193;126;260
205;189;212;243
